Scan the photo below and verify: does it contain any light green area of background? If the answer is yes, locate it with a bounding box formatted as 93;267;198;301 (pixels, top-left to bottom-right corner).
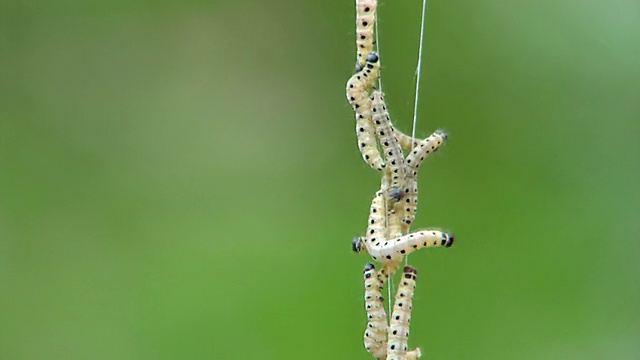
1;1;639;359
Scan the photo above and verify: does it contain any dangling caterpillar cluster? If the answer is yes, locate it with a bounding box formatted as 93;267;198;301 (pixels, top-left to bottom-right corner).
346;1;457;359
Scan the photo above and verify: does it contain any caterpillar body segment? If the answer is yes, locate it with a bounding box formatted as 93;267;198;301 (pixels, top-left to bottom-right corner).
394;177;419;234
355;0;378;68
371;90;406;202
391;125;419;152
368;230;455;264
364;190;388;249
363;263;388;359
392;126;447;154
346;53;384;171
356;109;385;172
387;266;419;360
346;52;380;103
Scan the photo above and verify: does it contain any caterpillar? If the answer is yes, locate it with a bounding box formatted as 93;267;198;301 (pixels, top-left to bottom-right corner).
371;90;406;203
396;130;448;233
363;263;388;359
346;53;384;171
355;0;377;68
367;230;454;264
387;266;420;360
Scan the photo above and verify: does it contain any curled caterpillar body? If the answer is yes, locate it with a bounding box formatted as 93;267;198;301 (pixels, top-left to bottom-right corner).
387;266;419;360
346;53;384;171
355;0;377;68
398;130;448;230
367;230;454;264
371;90;406;202
363;263;388;359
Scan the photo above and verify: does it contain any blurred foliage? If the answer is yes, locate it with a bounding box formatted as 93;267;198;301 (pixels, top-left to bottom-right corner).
1;0;639;359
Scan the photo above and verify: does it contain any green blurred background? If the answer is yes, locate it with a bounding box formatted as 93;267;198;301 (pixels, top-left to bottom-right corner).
1;0;639;359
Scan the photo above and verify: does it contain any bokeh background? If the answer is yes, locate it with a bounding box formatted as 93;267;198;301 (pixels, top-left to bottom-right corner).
1;0;639;359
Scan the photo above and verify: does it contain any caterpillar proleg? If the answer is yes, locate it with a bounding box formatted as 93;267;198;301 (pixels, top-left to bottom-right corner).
363;263;388;359
387;266;420;360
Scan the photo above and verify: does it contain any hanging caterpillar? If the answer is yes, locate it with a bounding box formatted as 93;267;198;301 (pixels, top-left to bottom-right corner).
387;266;421;360
395;130;448;233
371;90;406;203
346;53;384;172
366;230;454;264
363;263;388;359
355;0;377;68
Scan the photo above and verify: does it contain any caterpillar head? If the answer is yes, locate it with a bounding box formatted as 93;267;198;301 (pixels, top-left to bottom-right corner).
434;129;448;142
388;187;404;202
366;52;379;63
363;263;375;272
445;233;455;247
352;236;366;253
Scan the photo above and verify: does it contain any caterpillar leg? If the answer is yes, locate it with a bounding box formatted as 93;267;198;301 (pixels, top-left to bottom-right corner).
363;263;388;359
387;266;419;360
346;53;384;172
355;0;378;68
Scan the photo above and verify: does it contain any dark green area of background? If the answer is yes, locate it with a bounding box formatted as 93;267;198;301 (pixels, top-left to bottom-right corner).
1;1;639;359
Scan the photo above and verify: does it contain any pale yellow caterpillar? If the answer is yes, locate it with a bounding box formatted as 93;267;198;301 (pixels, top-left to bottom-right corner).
346;53;384;171
396;130;448;233
363;263;388;359
371;90;406;202
367;230;454;264
387;266;420;360
355;0;377;68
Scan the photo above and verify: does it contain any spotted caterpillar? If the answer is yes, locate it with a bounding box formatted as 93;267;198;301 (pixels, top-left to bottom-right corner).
387;266;422;360
363;263;388;359
346;53;384;171
371;90;406;202
355;0;377;68
396;130;448;233
367;230;454;264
